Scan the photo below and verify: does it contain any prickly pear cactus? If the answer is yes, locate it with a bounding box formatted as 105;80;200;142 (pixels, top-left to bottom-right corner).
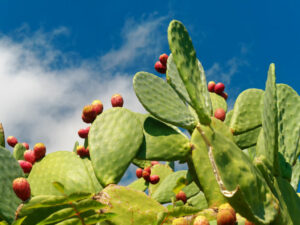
0;19;299;225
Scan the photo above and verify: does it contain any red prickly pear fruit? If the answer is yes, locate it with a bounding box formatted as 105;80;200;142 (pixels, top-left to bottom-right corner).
78;127;90;139
214;82;225;94
12;178;31;201
214;108;226;121
219;203;236;223
82;113;94;123
111;94;124;107
154;61;166;74
24;150;36;164
172;217;189;225
217;209;235;225
245;220;255;225
7;136;18;147
221;92;228;100
142;170;151;182
149;175;160;184
82;105;97;123
151;161;159;166
207;81;216;92
176;191;187;204
22;142;29;150
33;143;46;160
76;145;89;158
136;168;143;178
92;100;103;115
144;166;151;174
193;215;210;225
159;53;168;66
18;160;32;173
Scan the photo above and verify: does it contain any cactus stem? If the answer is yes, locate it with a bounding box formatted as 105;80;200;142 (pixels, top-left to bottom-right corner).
195;124;238;197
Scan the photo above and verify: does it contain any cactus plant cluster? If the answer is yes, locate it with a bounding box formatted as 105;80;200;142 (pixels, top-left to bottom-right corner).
0;19;299;225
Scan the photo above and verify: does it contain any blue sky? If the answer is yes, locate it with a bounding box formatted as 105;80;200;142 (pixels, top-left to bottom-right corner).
0;1;299;187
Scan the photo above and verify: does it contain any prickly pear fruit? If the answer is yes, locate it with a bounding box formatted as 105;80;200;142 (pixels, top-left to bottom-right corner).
142;170;151;182
78;126;90;139
18;160;32;173
208;81;216;92
82;105;97;123
12;178;31;201
33;143;46;160
221;92;228;100
149;174;160;184
159;53;168;66
245;220;255;225
92;99;103;115
136;168;143;178
193;215;209;225
154;61;167;74
151;161;159;166
144;166;151;174
214;108;226;121
7;136;18;147
24;150;36;164
218;203;236;223
176;190;187;204
172;217;189;225
76;145;89;158
22;142;29;150
111;94;124;107
216;209;235;225
214;82;225;94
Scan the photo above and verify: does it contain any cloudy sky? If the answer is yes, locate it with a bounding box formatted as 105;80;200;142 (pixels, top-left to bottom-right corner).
0;1;299;185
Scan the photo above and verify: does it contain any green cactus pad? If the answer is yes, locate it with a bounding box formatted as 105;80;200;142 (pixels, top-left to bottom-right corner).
233;126;261;149
0;146;24;224
135;114;191;161
168;20;212;125
0;123;4;147
166;53;192;105
131;158;152;168
261;63;279;176
229;88;264;134
243;146;256;162
198;126;279;224
149;164;173;196
13;143;27;160
210;92;227;114
190;130;228;207
291;159;300;191
133;71;196;130
276;83;300;165
187;192;208;210
127;178;148;192
28;151;98;195
81;158;103;193
95;184;166;225
209;117;233;141
89;108;144;186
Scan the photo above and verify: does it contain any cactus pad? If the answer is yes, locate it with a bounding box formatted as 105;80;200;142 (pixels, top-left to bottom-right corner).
0;146;24;224
168;20;211;125
149;164;173;196
233;126;261;149
28;151;98;195
135;114;191;161
230;89;264;134
89;108;144;186
95;184;166;225
210;92;227;114
133;71;196;130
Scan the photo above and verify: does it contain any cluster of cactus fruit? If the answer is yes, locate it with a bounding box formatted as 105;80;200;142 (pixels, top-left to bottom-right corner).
0;19;299;225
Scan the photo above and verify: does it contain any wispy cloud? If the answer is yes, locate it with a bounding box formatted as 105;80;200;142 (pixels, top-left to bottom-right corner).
0;17;165;154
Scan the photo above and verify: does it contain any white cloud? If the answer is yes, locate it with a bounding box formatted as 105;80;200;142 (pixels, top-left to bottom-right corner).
0;17;165;154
